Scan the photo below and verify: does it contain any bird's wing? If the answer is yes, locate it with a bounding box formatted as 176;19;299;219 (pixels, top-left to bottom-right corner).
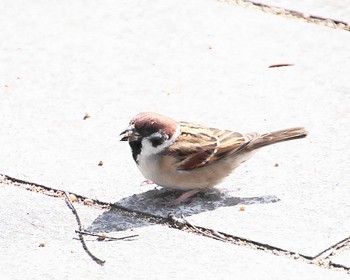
164;122;259;171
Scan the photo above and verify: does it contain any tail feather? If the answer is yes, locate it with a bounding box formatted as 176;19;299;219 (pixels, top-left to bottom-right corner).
248;127;308;150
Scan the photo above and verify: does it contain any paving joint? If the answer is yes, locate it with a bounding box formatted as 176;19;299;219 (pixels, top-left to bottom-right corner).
314;238;350;271
220;0;350;31
1;173;349;273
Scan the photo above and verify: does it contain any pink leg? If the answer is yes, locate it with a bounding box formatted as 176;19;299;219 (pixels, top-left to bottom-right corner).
166;189;202;206
140;179;154;186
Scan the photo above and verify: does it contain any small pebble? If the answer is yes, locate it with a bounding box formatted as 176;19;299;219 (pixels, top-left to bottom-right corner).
293;253;300;259
97;233;107;241
69;193;77;202
83;112;91;120
84;198;94;205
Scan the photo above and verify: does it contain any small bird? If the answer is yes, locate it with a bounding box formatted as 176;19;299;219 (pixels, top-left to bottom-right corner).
120;112;308;205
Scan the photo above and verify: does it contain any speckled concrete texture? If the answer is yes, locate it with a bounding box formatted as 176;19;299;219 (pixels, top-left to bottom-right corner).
1;0;349;278
1;184;349;280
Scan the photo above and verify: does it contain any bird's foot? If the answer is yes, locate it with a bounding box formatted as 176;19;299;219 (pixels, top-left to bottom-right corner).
140;179;154;186
165;189;202;206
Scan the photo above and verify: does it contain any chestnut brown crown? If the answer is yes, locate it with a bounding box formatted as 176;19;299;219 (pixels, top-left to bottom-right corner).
130;112;178;138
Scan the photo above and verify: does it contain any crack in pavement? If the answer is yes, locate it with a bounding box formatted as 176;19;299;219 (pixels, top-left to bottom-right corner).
220;0;350;31
1;173;349;272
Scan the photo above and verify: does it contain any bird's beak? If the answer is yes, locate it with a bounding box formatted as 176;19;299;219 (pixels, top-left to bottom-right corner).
119;125;134;141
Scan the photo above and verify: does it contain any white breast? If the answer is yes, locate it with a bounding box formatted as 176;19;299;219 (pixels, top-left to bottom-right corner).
136;125;180;181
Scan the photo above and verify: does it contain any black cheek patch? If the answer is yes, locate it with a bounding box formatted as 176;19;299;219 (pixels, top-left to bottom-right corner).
129;140;142;163
150;135;166;147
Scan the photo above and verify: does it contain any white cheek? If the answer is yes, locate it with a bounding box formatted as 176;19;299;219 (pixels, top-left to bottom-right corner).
140;125;181;157
140;138;161;157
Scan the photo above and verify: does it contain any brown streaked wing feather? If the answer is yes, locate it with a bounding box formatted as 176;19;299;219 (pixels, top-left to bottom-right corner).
213;131;259;160
164;122;258;170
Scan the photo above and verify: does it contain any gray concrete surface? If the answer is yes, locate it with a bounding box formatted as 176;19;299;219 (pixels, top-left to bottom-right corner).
1;0;349;279
2;184;349;280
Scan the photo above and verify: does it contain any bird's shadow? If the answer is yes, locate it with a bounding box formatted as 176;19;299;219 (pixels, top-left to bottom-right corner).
87;188;280;233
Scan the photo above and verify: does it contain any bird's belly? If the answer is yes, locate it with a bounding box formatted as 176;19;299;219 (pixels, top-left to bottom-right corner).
137;153;253;191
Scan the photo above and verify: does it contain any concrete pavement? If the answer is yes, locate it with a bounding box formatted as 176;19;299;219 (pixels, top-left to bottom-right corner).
1;0;349;279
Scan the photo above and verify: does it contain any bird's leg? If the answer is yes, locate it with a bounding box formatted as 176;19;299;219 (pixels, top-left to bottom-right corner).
140;179;154;186
166;188;202;206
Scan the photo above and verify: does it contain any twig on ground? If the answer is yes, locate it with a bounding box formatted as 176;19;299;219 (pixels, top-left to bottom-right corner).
64;191;106;266
180;214;227;242
268;63;294;68
75;230;138;241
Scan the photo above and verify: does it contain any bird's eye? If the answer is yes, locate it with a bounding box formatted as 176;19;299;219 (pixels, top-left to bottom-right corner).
137;125;154;136
144;126;153;134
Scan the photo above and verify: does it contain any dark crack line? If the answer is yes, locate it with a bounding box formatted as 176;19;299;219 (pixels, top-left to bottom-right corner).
167;213;311;258
219;0;350;31
313;237;350;271
314;237;350;259
111;202;168;223
0;174;165;222
330;262;350;270
1;173;349;272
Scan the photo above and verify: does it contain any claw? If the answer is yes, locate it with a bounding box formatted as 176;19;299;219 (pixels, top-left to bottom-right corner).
164;189;202;206
140;179;154;186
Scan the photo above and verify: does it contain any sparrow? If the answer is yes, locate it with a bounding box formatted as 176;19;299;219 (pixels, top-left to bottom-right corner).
120;112;308;205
